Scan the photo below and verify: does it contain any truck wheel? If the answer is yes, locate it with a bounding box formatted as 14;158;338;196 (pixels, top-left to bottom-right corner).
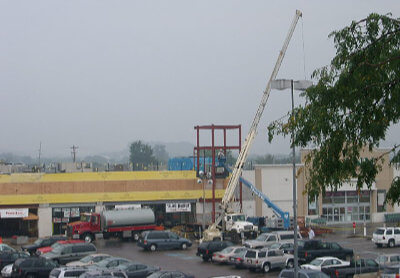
263;263;271;273
150;244;157;252
84;234;93;243
286;259;294;268
389;239;395;248
181;243;188;250
133;233;140;241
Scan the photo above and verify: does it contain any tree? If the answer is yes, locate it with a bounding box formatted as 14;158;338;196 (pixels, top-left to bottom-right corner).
153;144;169;164
129;141;157;170
267;13;400;203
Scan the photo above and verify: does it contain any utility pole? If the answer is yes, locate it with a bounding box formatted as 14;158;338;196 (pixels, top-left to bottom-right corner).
71;145;79;163
38;142;42;172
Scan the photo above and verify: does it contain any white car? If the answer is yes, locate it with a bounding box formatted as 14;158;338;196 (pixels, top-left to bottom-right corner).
212;246;246;263
66;254;111;266
1;264;13;277
301;256;350;271
0;244;15;252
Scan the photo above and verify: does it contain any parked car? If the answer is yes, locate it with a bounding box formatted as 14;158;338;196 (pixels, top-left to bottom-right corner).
79;269;128;278
244;231;301;249
113;262;160;278
42;243;97;265
301;256;350;271
21;235;67;255
297;240;353;263
372;227;400;248
229;249;248;269
269;242;294;254
91;257;132;269
49;266;88;278
376;253;400;267
1;264;13;278
243;248;294;273
66;254;112;267
0;251;30;269
196;241;234;262
322;258;380;278
11;257;59;278
212;246;247;264
147;271;194;278
137;231;192;251
279;269;329;278
381;263;400;278
0;244;16;252
37;240;84;255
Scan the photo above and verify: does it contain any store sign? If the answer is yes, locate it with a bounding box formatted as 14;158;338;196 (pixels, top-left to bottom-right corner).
166;203;191;213
0;208;29;218
115;204;141;210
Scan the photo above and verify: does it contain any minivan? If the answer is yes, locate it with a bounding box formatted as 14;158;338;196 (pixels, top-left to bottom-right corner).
42;243;97;264
137;231;192;251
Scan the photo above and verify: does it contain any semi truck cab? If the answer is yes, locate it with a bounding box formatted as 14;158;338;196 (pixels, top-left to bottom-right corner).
68;213;101;242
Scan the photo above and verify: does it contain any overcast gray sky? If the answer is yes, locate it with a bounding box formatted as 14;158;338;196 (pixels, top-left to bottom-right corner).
1;0;399;158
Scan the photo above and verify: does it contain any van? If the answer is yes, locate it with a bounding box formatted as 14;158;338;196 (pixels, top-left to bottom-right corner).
137;230;192;251
244;231;302;249
42;242;97;264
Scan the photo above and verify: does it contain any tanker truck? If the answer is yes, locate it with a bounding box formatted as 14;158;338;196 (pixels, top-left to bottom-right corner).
67;208;162;243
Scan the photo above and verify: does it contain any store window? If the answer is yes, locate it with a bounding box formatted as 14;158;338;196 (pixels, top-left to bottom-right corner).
377;190;386;212
52;206;94;235
322;190;371;223
308;196;318;215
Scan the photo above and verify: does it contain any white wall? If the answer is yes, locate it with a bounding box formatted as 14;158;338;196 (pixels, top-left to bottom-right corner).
258;165;297;218
38;205;52;237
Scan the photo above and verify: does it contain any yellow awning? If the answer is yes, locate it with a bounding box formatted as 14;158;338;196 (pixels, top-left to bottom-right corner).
23;212;38;221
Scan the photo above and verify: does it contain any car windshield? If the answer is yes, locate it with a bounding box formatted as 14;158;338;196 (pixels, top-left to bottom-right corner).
50;245;64;254
377;256;388;263
80;255;95;263
231;215;246;221
270;243;280;249
81;214;91;222
310;259;324;266
51;243;61;249
95;259;115;267
220;247;233;254
34;239;43;245
256;234;268;241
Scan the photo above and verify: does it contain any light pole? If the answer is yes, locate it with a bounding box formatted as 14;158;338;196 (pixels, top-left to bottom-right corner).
198;170;213;233
271;79;312;278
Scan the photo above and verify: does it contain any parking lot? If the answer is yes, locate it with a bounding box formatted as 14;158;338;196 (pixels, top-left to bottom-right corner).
87;233;400;278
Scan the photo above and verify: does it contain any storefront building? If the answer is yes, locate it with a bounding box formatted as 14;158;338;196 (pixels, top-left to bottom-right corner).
0;170;227;237
297;148;394;223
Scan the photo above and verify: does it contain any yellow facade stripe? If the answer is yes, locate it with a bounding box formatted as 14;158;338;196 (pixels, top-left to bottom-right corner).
0;171;196;184
0;190;225;205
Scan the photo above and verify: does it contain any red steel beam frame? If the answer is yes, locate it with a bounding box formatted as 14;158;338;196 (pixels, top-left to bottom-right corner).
194;124;242;222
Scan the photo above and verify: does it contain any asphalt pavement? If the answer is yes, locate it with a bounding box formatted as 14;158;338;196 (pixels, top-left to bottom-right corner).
4;224;400;278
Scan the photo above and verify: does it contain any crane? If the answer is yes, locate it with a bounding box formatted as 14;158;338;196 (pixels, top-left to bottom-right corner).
202;10;302;241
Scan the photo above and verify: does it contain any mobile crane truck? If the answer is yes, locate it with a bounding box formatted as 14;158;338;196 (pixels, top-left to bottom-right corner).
202;10;302;242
